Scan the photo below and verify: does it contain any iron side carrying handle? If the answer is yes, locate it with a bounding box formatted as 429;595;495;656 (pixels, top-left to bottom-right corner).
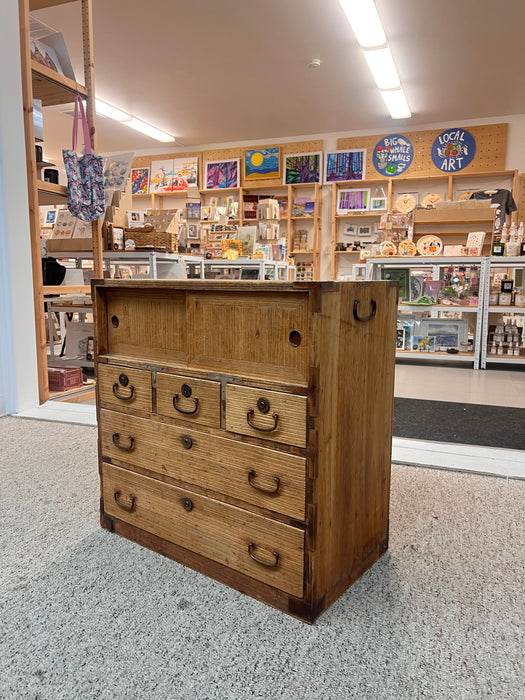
353;299;376;323
112;383;135;401
246;409;279;432
173;395;199;415
114;491;135;512
248;542;279;568
112;433;135;451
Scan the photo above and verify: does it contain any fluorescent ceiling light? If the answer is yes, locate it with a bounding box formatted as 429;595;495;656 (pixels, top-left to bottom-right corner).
121;117;175;143
95;99;175;142
363;46;400;90
95;99;130;121
380;88;411;119
338;0;386;48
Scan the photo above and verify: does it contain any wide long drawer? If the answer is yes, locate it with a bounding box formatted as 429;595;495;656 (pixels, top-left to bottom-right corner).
102;462;305;597
100;409;307;520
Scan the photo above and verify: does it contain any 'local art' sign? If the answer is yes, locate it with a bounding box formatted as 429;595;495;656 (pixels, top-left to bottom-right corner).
431;128;476;171
373;134;414;176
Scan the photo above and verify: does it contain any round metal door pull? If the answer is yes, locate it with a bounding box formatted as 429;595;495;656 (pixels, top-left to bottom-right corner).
183;498;193;512
181;383;192;398
181;435;193;449
257;397;270;414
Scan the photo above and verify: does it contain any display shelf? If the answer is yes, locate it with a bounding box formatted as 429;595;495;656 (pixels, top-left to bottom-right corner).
200;187;240;194
30;0;76;9
291;216;315;220
31;60;88;107
200;218;240;223
396;351;476;361
37;180;67;206
334;250;361;255
36;160;55;168
335;213;380;219
485;356;525;364
399;304;479;313
488;306;525;313
290;250;313;255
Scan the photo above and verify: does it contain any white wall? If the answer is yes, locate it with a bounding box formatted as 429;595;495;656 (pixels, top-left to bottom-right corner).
0;1;39;415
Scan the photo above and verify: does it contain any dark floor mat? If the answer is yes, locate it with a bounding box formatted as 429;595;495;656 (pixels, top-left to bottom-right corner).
394;398;525;450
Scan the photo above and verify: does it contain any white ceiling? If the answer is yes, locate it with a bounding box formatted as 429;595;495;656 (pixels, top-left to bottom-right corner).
34;0;525;160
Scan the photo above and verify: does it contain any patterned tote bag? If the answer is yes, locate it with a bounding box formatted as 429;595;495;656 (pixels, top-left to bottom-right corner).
63;95;105;221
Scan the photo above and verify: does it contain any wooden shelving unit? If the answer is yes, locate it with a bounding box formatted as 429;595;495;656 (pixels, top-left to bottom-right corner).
20;0;103;403
330;170;520;280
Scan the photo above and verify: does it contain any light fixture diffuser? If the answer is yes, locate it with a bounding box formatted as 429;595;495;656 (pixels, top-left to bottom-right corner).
95;99;130;121
380;88;411;119
338;0;386;48
121;117;175;143
363;46;400;90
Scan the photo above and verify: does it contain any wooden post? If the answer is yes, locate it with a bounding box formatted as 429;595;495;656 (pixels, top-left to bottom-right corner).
81;0;103;277
330;184;336;281
19;0;49;403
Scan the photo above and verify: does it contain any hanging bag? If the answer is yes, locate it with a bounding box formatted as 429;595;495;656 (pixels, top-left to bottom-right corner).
62;95;105;222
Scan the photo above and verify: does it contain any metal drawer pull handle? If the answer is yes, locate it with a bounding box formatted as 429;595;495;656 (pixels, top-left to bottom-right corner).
114;490;135;512
112;433;135;451
248;542;279;568
112;383;135;401
248;470;280;494
247;409;279;432
181;435;193;449
173;394;199;415
353;299;376;323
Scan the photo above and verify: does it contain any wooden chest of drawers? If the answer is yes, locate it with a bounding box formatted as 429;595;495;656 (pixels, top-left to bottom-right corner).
93;280;397;623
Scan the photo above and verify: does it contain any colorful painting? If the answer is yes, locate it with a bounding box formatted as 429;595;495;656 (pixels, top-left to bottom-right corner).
245;148;280;181
324;149;366;183
373;135;413;176
205;159;240;189
150;157;198;192
130;167;150;195
336;189;370;213
187;223;200;239
283;152;322;184
431;128;476;172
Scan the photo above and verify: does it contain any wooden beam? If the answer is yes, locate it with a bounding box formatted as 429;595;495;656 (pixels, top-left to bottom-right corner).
81;0;103;278
19;0;49;404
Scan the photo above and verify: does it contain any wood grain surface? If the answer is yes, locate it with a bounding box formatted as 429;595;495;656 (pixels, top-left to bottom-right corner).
102;462;305;597
97;364;152;412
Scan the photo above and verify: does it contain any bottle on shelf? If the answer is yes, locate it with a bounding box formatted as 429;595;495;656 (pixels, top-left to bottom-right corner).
491;231;505;257
505;223;519;257
518;222;525;256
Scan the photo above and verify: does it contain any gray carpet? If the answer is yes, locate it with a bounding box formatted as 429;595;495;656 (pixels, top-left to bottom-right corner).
0;417;523;700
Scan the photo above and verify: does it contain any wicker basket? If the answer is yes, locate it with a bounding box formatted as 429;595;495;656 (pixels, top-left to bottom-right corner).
124;228;178;253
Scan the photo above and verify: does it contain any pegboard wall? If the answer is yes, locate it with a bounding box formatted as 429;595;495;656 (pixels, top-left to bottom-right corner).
337;123;508;179
202;140;324;188
518;173;525;223
131;151;203;189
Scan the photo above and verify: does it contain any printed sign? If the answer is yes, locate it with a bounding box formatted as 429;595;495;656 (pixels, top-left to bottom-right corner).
431;128;476;172
373;135;413;176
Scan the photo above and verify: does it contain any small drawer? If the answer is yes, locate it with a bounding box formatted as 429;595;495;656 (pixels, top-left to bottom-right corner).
156;373;221;427
99;409;307;520
102;462;304;597
225;384;307;447
97;364;152;412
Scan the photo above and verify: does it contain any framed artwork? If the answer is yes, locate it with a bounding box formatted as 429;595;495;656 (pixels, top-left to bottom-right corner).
324;149;366;183
244;148;280;181
45;210;57;225
419;319;468;351
187;223;200;239
103;152;134;191
283;152;322;184
396;328;405;350
205;159;240;189
130;167;150;195
412;336;436;352
150;157;198;192
337;189;370;213
343;224;358;237
381;268;410;302
370;196;388;211
358;223;376;238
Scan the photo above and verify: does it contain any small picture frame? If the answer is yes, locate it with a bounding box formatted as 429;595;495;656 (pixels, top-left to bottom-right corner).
412;335;436;352
396;328;405;350
337;189;370;214
343;224;358;237
45;210;57;225
501;279;514;293
370;196;388;211
357;223;376;238
187;223;200;240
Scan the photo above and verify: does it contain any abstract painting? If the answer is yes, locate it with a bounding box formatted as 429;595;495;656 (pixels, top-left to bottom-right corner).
130;167;150;195
283;152;322;184
244;148;280;180
150;157;198;192
205;159;240;189
324;149;366;183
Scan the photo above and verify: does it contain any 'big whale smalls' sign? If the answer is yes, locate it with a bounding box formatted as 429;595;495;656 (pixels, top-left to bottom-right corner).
373;134;414;176
431;128;476;172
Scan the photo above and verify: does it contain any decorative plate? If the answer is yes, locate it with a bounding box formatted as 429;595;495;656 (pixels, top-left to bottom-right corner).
379;240;397;256
398;239;417;256
394;193;416;213
416;235;443;256
421;193;443;208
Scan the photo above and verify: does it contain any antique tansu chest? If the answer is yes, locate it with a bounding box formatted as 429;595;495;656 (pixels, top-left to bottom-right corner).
93;280;397;623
